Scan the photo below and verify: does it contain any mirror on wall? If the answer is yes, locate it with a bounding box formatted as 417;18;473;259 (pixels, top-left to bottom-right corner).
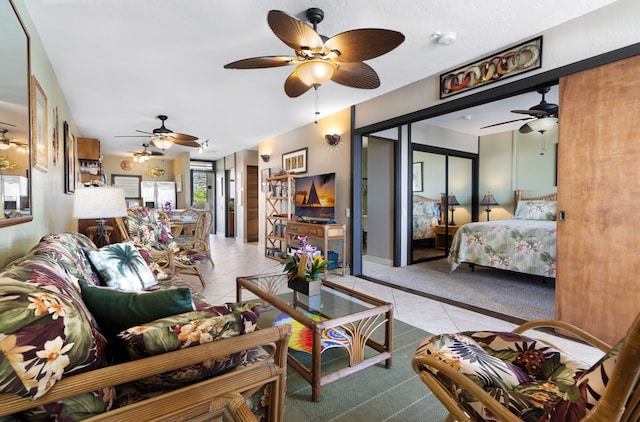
0;0;32;227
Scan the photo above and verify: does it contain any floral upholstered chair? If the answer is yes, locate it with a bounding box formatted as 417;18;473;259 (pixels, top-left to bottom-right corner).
412;313;640;421
125;206;178;270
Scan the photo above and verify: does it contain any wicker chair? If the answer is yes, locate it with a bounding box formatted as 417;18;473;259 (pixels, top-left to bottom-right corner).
173;208;201;239
412;312;640;421
121;206;177;270
174;210;214;287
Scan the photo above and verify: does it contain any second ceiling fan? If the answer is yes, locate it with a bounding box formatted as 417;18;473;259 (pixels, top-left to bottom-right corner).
481;87;559;134
116;115;199;149
224;8;405;98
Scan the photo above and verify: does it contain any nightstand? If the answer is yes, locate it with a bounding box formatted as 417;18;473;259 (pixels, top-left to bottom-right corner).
434;224;460;250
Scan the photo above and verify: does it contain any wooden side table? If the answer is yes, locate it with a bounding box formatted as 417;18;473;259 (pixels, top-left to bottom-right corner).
435;224;460;250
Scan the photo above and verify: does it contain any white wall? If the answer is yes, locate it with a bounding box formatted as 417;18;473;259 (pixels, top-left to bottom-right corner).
257;108;351;261
0;0;79;268
354;0;640;130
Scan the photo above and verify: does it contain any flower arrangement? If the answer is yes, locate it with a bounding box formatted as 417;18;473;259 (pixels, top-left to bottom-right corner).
283;236;330;282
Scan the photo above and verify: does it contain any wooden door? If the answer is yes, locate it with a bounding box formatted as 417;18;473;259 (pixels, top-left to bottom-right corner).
557;55;640;345
246;165;259;242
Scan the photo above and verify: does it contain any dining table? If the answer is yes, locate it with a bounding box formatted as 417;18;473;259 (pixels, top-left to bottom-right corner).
169;213;199;239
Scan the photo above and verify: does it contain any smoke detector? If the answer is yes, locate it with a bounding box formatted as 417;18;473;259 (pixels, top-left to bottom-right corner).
432;31;457;46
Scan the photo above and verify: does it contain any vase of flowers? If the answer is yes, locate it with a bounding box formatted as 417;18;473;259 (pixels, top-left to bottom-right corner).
283;236;330;296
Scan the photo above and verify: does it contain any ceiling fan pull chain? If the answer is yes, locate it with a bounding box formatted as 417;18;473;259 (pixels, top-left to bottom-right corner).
314;86;320;124
540;132;546;155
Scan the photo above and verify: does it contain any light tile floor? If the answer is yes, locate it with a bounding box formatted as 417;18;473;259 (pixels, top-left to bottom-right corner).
190;234;604;366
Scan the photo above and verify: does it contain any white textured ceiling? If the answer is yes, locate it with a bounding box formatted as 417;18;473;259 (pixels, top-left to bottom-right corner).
24;0;618;161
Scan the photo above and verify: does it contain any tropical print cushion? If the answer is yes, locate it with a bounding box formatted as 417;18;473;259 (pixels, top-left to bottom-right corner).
79;281;195;336
547;339;622;419
117;303;260;390
126;207;178;253
174;248;210;266
514;200;557;221
18;388;115;421
111;346;270;414
415;330;596;421
0;233;108;399
86;242;158;290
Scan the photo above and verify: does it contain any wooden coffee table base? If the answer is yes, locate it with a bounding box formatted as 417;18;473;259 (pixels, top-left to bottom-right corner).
236;274;393;402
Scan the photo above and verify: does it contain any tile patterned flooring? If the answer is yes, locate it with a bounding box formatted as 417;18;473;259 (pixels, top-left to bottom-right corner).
192;234;603;366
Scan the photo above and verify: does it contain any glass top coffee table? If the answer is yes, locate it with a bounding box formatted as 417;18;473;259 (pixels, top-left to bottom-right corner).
236;273;393;402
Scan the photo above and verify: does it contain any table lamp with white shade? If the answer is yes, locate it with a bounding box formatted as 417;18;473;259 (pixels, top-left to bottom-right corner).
73;186;127;247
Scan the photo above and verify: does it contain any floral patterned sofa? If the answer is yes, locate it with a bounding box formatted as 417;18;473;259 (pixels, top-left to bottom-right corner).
0;232;291;421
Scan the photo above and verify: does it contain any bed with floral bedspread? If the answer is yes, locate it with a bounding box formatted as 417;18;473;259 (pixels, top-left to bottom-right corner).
447;197;557;278
412;194;444;241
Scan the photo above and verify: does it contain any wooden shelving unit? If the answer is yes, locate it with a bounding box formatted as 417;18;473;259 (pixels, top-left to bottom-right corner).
264;174;296;261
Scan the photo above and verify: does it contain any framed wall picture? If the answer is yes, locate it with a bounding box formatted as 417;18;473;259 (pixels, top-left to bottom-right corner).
412;162;423;192
261;167;271;192
63;121;75;194
439;36;542;99
111;174;142;198
282;147;307;174
31;75;48;172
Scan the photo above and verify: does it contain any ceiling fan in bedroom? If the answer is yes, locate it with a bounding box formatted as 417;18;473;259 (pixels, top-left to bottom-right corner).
115;115;200;150
480;87;559;134
224;8;405;98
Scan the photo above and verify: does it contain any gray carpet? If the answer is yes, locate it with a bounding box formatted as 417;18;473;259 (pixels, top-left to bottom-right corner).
283;319;448;422
363;258;555;322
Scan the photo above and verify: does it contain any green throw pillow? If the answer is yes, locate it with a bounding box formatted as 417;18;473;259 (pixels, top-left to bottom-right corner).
79;281;194;336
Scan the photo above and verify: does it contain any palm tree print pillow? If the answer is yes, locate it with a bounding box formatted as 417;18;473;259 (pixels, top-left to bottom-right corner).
87;242;157;290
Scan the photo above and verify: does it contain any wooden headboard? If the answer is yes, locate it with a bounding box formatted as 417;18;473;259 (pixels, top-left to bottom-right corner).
514;189;558;213
413;193;446;225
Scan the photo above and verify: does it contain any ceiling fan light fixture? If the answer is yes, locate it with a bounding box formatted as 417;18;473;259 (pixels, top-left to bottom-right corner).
150;135;174;150
527;116;558;133
295;59;336;87
0;140;10;150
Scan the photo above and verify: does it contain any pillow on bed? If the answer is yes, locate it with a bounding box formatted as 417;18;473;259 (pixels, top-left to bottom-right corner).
514;200;557;221
413;200;440;219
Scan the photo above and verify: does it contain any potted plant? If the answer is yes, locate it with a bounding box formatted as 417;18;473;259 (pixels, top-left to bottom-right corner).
283;236;330;296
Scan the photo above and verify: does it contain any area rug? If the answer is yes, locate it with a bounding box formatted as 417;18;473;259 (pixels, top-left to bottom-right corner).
363;258;555;322
283;319;448;422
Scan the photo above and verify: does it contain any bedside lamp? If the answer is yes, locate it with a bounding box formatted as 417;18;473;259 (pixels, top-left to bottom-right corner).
73;186;127;247
447;194;460;226
480;192;499;221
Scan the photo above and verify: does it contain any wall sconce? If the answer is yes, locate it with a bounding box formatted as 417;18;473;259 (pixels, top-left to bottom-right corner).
260;154;270;163
447;194;460;226
325;134;341;146
480;192;499;221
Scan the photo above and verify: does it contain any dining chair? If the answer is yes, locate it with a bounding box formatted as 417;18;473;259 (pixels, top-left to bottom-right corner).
174;210;214;286
173;208;201;241
412;311;640;421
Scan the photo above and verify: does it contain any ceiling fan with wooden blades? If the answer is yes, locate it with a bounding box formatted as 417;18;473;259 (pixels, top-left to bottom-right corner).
480;87;559;133
0;129;27;151
224;8;405;98
131;143;164;162
115;115;200;149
